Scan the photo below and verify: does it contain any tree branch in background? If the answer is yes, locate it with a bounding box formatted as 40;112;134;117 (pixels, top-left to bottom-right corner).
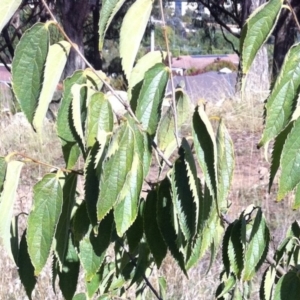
220;25;239;55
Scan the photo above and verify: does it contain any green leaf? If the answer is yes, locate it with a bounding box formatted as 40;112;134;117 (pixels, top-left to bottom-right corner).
269;122;294;191
57;70;86;168
128;50;167;100
86;272;102;299
180;138;201;232
158;276;167;300
293;183;300;210
143;190;167;268
0;160;24;261
216;119;234;210
72;201;91;244
0;157;7;193
157;88;190;151
86;92;113;150
72;293;87;300
58;235;80;300
120;0;153;79
98;0;127;50
130;242;151;287
135;63;169;135
97;121;145;236
260;266;276;300
277;118;300;199
84;144;101;227
170;148;196;241
217;272;236;298
17;230;37;300
71;83;88;154
157;178;187;276
27;173;63;275
12;23;49;123
259;43;300;147
53;173;77;270
274;271;300;300
0;0;21;33
79;212;113;281
33;41;71;134
192;105;217;198
227;220;243;279
243;209;270;281
240;0;282;75
126;201;144;253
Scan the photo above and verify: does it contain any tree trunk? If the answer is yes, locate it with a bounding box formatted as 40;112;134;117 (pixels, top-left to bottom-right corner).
57;0;90;77
272;0;300;79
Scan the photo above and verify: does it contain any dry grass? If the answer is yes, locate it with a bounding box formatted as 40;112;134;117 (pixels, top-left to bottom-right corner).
0;87;299;300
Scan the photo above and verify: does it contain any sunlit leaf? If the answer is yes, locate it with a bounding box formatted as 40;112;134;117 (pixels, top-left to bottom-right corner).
0;160;24;261
98;0;127;50
33;41;70;134
277;118;300;199
259;44;300;147
135;63;169;135
240;0;282;75
120;0;153;79
0;0;21;33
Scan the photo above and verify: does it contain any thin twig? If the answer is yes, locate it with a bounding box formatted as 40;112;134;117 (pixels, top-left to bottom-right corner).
41;0;173;169
158;0;180;148
11;152;83;175
221;213;286;276
117;240;162;300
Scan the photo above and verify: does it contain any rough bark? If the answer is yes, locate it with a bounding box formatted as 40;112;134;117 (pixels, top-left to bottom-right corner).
57;0;90;77
272;0;300;79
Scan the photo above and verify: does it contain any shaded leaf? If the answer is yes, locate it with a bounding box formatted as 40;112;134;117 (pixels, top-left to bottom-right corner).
57;70;86;168
54;173;77;269
144;190;167;268
79;212;113;281
72;201;91;244
192;106;217;198
27;173;63;275
157;178;187;275
12;23;49;123
18;230;37;300
58;235;80;300
274;271;300;300
120;0;153;79
0;160;24;261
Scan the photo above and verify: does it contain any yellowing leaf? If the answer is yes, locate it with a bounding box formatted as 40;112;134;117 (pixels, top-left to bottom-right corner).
33;41;71;134
120;0;153;79
0;0;21;33
0;160;24;262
